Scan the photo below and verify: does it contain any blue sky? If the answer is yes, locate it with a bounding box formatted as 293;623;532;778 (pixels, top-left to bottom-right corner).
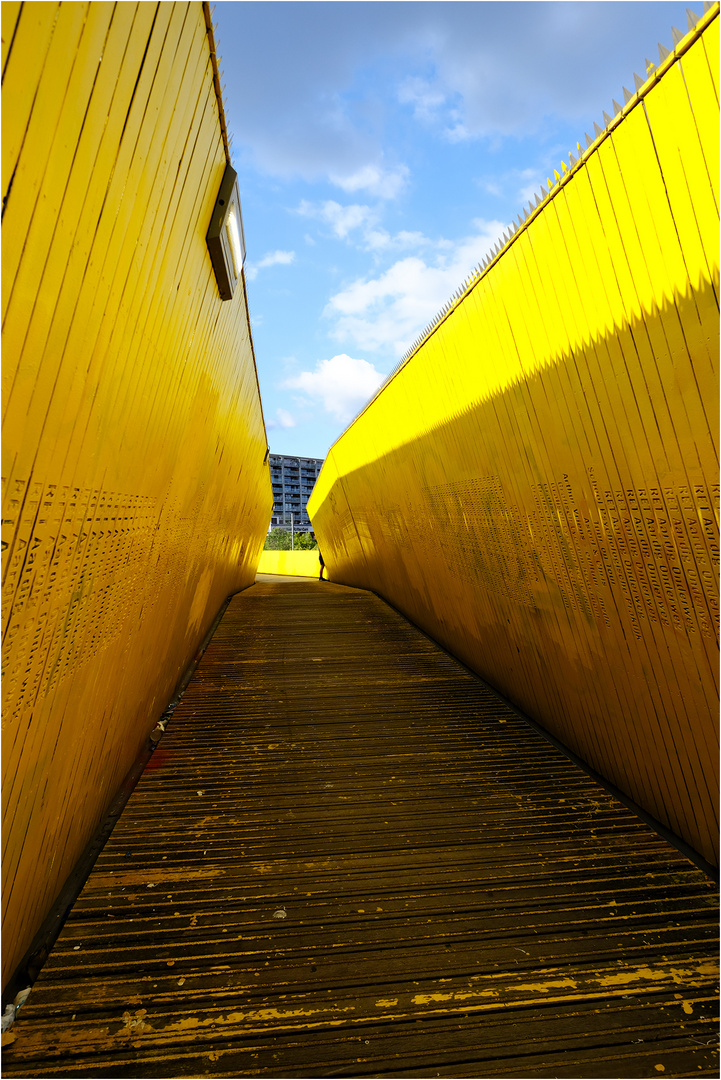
214;1;698;460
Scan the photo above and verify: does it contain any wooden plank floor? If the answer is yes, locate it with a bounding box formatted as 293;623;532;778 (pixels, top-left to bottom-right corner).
3;578;719;1079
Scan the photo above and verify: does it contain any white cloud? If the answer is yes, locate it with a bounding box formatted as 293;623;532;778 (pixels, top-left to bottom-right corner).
324;219;507;355
245;250;295;280
477;166;545;206
398;77;450;123
444;122;471;144
276;408;296;428
481;180;503;198
217;3;696;179
282;354;386;423
297;200;376;240
329;163;409;199
518;169;543;204
363;229;430;253
297;202;430;254
266;407;297;430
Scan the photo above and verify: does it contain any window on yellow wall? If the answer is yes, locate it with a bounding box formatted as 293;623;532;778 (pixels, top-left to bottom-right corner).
206;164;246;300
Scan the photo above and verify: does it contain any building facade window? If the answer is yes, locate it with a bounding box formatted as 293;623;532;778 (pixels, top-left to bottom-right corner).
268;454;324;532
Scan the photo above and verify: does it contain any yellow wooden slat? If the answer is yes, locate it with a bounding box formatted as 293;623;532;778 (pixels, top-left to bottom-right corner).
700;8;719;101
1;3;147;427
651;45;716;285
51;52;217;496
500;232;690;829
2;2;158;614
1;1;61;201
677;38;721;264
1;2;92;320
1;0;23;78
15;2;186;483
643;64;719;369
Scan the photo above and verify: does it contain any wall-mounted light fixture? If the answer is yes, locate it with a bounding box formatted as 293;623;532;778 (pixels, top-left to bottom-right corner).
206;164;246;300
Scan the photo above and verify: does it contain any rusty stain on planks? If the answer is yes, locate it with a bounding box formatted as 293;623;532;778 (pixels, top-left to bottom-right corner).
3;579;718;1078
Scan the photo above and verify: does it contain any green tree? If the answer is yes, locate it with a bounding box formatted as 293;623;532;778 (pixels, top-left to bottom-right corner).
264;528;318;551
295;531;318;550
264;529;292;550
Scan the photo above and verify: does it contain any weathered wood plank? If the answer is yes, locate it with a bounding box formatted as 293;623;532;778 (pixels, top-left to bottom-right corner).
3;580;718;1078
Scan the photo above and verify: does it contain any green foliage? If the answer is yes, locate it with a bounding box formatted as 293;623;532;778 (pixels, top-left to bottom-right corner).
264;529;318;551
264;529;292;550
294;531;318;550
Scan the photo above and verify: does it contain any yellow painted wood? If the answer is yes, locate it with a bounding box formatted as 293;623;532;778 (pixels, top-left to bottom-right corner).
1;2;272;989
1;0;60;201
0;0;22;78
309;9;719;868
701;9;719;100
258;550;323;578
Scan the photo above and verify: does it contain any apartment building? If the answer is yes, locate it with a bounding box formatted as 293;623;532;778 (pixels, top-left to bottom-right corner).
269;454;324;532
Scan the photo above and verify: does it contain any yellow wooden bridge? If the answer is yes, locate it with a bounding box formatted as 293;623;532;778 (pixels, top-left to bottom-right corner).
2;3;718;1076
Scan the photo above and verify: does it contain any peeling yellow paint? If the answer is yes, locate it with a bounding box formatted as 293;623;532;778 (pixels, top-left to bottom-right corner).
93;869;224;888
118;1009;153;1038
375;998;398;1007
514;978;579;993
150;1002;358;1038
412;990;496;1005
594;963;718;988
412;992;456;1004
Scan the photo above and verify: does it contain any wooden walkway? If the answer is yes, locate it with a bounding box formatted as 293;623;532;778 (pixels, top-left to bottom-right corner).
3;579;718;1078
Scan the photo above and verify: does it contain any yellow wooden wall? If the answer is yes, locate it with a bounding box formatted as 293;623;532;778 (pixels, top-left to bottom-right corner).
2;2;272;987
309;9;719;867
258;550;323;577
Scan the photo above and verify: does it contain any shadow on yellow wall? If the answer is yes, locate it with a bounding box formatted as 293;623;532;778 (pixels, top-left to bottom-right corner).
309;9;720;867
